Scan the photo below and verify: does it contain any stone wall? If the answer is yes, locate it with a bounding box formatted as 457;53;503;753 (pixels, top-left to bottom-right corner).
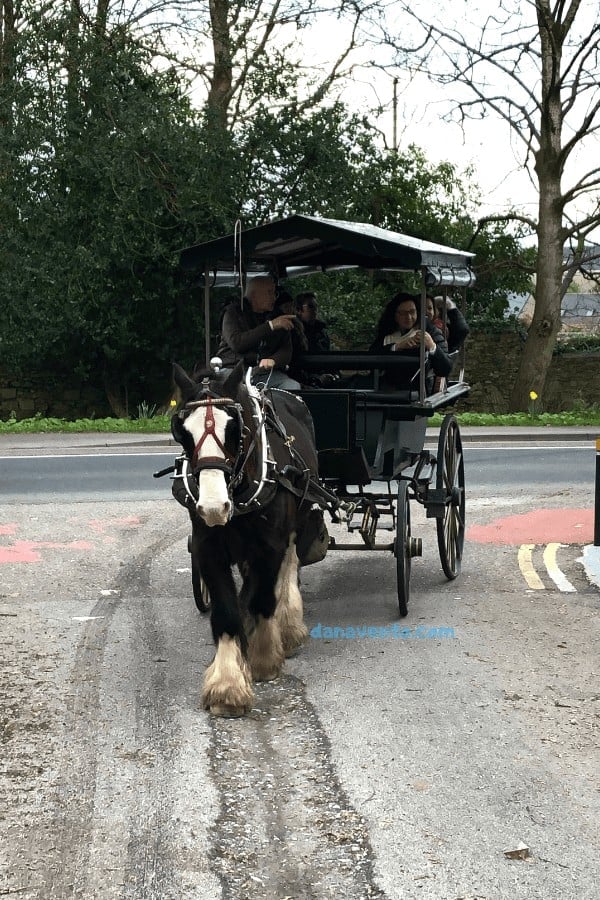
458;332;600;413
0;374;111;421
1;332;599;419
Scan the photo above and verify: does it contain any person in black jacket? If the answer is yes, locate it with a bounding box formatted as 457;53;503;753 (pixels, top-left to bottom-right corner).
426;295;470;354
297;292;331;353
370;292;452;392
216;276;301;389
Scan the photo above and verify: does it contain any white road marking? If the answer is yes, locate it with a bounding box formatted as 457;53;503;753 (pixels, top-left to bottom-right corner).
578;545;600;589
543;543;576;593
518;543;579;593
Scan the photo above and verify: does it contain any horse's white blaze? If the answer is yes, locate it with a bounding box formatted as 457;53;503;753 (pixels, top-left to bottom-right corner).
274;535;307;656
184;406;231;526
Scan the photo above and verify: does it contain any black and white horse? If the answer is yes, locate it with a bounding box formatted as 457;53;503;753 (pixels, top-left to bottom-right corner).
171;362;329;717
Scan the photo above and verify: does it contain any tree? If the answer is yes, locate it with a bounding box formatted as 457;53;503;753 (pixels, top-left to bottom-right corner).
0;10;232;414
382;0;600;409
286;147;533;347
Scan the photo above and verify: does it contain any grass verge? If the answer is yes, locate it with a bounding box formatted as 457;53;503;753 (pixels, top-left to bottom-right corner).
1;410;600;434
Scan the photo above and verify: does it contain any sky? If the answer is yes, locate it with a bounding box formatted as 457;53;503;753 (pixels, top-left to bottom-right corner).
176;0;598;243
339;69;538;223
302;1;599;242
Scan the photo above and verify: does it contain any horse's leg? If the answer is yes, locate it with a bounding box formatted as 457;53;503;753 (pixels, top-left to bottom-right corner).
196;534;253;717
242;557;286;682
274;532;308;657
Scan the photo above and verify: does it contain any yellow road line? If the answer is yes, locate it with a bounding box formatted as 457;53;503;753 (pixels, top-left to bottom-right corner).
518;544;545;590
543;543;577;593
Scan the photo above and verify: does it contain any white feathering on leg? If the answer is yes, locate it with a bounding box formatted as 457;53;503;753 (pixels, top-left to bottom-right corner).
274;536;308;657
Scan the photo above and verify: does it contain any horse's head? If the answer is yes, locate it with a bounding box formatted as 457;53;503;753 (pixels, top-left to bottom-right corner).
171;362;248;526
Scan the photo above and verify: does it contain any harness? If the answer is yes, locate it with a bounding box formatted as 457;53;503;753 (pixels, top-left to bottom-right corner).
170;384;278;516
162;378;341;518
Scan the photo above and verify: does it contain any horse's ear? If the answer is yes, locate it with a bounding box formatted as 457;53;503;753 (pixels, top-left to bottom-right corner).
171;412;186;444
222;360;245;396
172;362;196;403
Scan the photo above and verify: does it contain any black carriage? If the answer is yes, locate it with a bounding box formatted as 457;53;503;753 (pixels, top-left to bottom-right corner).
178;215;474;616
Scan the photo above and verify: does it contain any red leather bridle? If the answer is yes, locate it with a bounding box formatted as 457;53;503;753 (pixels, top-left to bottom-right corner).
190;397;230;469
181;396;243;476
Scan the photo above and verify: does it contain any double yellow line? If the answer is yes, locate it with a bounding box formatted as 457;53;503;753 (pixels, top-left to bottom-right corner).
518;543;576;592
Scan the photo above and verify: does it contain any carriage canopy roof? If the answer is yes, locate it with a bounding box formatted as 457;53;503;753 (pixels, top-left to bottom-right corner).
180;215;475;286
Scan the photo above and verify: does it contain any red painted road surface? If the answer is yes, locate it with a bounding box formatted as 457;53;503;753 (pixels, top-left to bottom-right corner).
0;516;142;563
467;508;594;545
0;539;94;563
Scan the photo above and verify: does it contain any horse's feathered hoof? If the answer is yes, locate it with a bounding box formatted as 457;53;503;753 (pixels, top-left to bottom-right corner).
280;623;308;658
248;615;285;682
252;667;281;683
208;703;250;718
202;635;254;716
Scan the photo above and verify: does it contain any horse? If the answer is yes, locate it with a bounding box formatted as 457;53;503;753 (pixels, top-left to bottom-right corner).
170;361;331;717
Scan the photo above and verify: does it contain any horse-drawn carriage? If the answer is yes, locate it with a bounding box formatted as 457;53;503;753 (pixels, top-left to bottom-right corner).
159;215;474;715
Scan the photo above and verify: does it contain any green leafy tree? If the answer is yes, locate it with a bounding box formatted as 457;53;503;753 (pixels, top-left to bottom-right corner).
1;13;238;413
293;147;534;345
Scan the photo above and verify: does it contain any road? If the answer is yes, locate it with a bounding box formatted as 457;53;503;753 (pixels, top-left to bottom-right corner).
1;439;599;899
0;443;596;500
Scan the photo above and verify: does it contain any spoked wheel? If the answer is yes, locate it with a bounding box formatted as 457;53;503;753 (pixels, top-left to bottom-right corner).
435;415;466;580
188;533;211;613
395;480;411;617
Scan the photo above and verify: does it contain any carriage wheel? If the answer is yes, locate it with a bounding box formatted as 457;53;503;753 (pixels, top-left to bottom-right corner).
394;479;411;617
435;415;465;580
188;533;211;613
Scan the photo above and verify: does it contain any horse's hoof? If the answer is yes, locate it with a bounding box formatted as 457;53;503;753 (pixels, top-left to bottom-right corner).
252;669;281;683
280;629;308;658
209;703;248;718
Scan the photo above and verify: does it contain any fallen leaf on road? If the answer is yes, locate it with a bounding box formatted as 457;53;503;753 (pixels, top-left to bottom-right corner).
503;843;531;860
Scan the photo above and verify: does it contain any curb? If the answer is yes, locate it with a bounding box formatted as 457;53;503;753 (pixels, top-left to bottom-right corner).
1;428;598;452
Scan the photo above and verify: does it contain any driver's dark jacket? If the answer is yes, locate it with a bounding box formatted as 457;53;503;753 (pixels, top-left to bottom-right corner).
217;300;292;370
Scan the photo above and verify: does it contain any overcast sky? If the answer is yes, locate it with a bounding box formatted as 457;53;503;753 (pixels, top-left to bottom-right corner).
303;1;599;241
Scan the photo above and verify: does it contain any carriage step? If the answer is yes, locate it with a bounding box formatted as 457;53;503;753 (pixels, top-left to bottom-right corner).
348;522;394;532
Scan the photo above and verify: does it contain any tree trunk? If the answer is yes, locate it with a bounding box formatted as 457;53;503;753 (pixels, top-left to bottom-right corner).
509;177;564;410
207;0;232;128
102;366;129;418
508;1;565;412
0;0;16;128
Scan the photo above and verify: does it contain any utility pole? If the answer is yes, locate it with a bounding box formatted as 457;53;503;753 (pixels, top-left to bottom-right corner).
392;77;398;153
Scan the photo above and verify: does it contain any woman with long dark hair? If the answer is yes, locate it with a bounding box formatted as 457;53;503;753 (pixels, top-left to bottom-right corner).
370;292;452;391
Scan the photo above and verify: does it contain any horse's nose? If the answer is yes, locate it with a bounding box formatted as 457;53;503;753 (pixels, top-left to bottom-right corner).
196;499;232;527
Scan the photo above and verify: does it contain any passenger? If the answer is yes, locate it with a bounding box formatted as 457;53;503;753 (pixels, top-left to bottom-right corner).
426;294;470;354
216;275;301;390
293;290;339;386
297;292;331;353
370;292;453;392
425;294;447;335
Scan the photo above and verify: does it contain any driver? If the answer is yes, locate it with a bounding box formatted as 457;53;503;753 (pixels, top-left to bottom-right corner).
216;276;301;389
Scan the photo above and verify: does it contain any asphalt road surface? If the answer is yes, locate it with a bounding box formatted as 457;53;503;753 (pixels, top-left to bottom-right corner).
0;444;595;501
1;444;599;899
